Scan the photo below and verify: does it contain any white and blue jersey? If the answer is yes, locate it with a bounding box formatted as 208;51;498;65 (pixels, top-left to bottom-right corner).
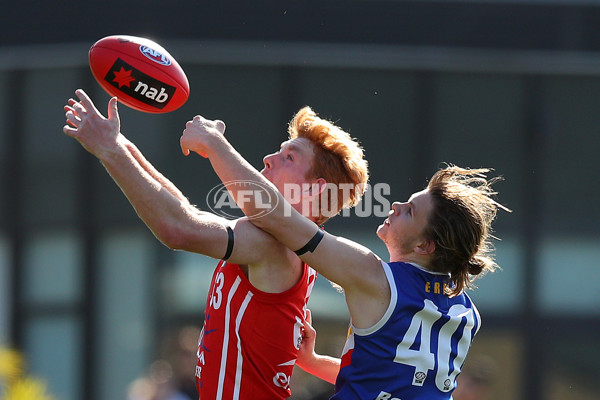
332;261;481;400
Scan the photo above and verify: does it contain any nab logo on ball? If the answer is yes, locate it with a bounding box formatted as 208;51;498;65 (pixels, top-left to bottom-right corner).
104;58;176;110
89;35;189;113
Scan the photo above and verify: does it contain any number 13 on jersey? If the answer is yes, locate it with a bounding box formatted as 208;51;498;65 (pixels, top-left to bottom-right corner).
394;299;478;392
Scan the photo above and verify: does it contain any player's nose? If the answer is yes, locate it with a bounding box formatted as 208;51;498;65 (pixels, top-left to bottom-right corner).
390;202;403;215
263;153;276;169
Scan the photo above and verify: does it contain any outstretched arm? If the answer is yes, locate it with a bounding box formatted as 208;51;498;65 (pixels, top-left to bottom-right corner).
123;137;188;203
180;116;390;329
63;90;266;263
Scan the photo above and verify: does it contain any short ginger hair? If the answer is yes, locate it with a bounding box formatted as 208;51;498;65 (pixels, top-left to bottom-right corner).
288;107;369;224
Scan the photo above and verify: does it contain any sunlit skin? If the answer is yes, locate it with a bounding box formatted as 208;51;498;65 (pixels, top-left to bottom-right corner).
261;138;325;216
261;139;316;191
62;90;328;295
376;189;435;266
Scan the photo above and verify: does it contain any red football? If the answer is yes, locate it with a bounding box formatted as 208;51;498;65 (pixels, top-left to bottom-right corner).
89;35;190;113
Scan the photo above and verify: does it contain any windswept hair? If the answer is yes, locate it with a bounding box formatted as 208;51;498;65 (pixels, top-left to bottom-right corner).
288;107;369;224
424;165;511;296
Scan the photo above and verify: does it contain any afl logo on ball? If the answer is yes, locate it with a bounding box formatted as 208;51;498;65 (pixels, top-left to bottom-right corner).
139;45;172;66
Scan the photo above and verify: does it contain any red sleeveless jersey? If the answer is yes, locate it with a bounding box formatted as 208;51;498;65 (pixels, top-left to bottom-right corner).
195;261;317;399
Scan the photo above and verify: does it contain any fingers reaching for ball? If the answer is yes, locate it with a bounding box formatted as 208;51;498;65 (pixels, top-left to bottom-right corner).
62;89;122;160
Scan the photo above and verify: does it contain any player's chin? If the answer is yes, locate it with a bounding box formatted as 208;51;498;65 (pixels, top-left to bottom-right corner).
260;170;273;182
376;223;386;238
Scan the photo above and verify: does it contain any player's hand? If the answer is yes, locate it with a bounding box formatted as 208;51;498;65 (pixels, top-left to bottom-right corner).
180;115;226;158
297;309;318;369
63;89;121;158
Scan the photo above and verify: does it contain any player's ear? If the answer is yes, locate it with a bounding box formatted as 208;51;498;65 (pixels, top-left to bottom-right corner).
304;178;327;197
414;239;435;255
